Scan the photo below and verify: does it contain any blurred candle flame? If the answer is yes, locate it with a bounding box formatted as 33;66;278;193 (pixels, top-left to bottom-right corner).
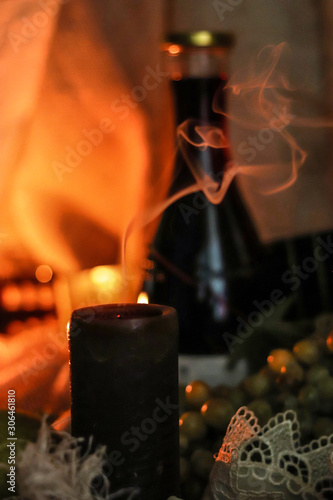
137;291;149;304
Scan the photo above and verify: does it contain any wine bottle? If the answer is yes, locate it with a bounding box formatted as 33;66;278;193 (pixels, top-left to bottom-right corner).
144;32;265;384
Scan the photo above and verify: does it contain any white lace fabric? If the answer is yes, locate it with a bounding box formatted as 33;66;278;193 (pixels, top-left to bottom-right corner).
204;407;333;499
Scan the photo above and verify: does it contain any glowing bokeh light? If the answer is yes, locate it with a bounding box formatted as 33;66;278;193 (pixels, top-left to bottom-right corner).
35;265;53;283
168;44;180;55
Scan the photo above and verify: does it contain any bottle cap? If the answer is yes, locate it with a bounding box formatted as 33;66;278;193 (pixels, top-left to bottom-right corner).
164;31;235;49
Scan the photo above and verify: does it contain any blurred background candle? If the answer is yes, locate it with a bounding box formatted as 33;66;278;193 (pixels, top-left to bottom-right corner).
68;303;180;499
54;265;137;331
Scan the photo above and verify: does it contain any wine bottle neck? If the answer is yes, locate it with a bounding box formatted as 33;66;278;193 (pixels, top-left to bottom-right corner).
172;76;227;126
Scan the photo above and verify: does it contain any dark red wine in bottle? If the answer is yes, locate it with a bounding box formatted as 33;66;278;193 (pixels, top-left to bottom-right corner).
144;32;265;382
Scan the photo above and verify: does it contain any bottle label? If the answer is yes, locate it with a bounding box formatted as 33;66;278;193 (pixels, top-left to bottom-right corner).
179;354;248;387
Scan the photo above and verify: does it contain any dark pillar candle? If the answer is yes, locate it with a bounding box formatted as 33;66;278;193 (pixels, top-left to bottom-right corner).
68;303;180;499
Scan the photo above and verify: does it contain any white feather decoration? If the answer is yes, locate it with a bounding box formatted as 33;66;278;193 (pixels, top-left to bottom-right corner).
11;418;140;500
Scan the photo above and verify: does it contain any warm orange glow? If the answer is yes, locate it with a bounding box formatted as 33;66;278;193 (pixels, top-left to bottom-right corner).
185;384;193;394
0;322;69;413
8;12;151;284
35;264;53;283
137;291;149;304
0;337;9;356
201;404;208;414
90;266;119;285
37;286;54;310
21;282;37;311
327;331;333;352
267;349;294;373
179;418;183;426
171;72;182;81
1;284;21;311
26;317;40;328
6;321;24;335
168;44;181;55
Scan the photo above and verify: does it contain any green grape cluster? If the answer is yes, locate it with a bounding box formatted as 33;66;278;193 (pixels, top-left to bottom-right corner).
178;317;333;500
